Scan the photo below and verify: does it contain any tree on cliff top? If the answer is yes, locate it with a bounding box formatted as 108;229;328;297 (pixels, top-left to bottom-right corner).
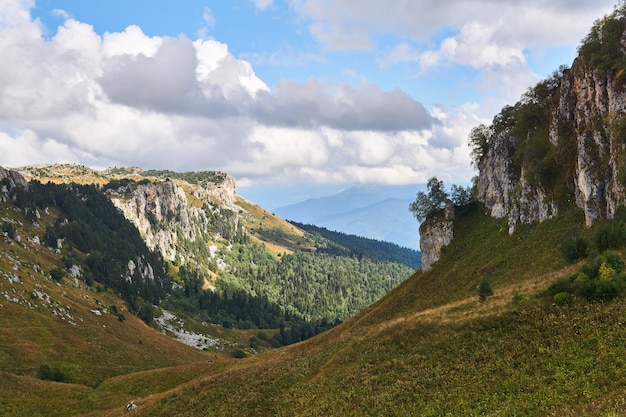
410;177;473;223
409;177;448;223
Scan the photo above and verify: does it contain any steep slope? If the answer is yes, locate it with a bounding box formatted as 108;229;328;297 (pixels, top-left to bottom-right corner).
0;170;212;416
16;164;414;325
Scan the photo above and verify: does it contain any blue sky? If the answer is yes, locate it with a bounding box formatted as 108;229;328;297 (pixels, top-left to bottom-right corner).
0;0;618;207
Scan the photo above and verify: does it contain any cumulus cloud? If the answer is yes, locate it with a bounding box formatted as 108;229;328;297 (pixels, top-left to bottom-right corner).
0;1;446;186
250;80;434;131
3;0;603;188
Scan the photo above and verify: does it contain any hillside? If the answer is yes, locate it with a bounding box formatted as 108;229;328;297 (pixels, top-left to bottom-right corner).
14;164;414;326
0;163;419;414
64;202;626;416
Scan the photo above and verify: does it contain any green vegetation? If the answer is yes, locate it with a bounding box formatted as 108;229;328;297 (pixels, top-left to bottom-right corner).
10;181;170;312
5;170;626;415
167;239;411;325
546;206;626;302
578;2;626;74
140;169;227;185
36;364;68;383
477;278;493;302
58;202;626;417
409;176;472;223
288;221;421;269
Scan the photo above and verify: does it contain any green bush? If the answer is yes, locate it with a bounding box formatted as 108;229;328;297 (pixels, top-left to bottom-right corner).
547;251;626;302
477;279;494;302
36;364;66;382
560;228;588;262
49;268;65;282
232;349;247;359
553;292;572;306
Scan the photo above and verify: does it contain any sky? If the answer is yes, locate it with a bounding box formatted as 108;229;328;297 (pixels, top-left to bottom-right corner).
0;0;618;208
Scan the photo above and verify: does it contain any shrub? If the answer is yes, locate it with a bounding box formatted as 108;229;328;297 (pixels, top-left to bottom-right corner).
477;279;494;302
37;364;66;382
547;251;626;302
232;349;247;359
553;292;572;306
49;268;65;282
560;228;588;262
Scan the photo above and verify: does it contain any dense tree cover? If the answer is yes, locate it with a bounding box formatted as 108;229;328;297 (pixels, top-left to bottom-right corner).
213;241;413;322
166;239;412;328
10;181;170;312
165;268;340;346
289;221;421;269
3;174;412;343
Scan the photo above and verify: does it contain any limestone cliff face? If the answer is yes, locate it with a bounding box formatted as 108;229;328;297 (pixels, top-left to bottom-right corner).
554;64;626;226
107;174;242;265
476;47;626;231
419;202;454;272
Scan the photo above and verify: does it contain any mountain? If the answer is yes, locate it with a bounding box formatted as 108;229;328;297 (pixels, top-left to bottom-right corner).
273;185;423;249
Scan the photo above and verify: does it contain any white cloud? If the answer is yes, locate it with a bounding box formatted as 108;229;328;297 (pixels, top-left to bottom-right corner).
0;1;445;186
252;0;274;11
290;0;615;52
102;25;162;58
380;42;420;68
420;22;527;70
197;7;216;39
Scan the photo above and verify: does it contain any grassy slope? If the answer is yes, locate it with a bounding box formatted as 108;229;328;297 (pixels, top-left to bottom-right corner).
0;200;211;417
75;204;626;416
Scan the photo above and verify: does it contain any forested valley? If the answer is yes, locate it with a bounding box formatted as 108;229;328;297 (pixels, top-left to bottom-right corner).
2;170;415;347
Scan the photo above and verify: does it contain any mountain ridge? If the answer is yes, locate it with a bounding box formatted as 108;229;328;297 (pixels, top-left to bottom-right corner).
274;185;422;249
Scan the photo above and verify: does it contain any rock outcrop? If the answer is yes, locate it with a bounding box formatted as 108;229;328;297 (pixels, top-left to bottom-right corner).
107;175;242;265
419;201;454;272
477;41;626;231
422;15;626;268
0;167;29;200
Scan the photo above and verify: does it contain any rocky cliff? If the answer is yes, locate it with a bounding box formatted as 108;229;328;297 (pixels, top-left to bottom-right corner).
475;11;626;232
419;201;454;272
15;165;244;287
104;173;244;284
420;10;626;269
0;166;29;200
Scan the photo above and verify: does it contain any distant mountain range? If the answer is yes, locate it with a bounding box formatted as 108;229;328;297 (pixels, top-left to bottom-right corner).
272;185;425;250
